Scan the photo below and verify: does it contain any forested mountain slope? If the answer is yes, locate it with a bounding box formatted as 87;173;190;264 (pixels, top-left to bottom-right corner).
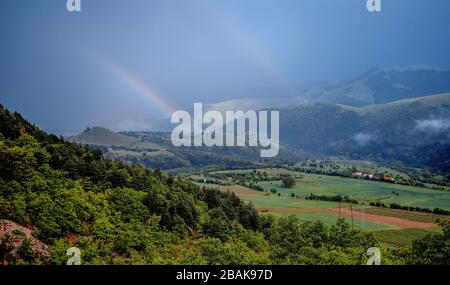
280;93;450;174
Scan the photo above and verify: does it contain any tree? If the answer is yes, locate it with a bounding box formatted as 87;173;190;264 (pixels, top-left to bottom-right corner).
203;208;232;241
411;221;450;265
281;176;296;188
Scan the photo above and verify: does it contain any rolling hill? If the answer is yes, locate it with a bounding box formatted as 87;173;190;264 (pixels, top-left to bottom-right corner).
281;93;450;150
71;127;137;146
280;93;450;172
297;66;450;106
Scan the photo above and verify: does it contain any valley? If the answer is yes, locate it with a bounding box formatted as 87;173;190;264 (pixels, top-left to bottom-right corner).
67;92;450;250
189;167;450;248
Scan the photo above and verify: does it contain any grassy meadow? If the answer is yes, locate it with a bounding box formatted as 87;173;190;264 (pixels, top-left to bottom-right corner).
193;167;450;247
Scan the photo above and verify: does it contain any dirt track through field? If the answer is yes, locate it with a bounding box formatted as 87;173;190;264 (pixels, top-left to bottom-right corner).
329;208;438;229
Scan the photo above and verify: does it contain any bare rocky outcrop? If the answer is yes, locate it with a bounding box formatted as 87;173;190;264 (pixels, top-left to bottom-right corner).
0;219;50;265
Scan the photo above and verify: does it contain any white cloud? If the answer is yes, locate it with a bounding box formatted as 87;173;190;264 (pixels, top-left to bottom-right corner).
415;119;450;133
352;132;374;146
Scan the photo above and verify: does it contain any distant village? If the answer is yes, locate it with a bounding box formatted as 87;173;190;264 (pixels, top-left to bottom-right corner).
352;171;395;183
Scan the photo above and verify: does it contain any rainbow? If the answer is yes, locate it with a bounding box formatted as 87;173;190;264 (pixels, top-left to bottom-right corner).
86;50;176;117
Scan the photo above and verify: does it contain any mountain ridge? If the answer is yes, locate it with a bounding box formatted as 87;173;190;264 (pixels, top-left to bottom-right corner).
199;65;450;113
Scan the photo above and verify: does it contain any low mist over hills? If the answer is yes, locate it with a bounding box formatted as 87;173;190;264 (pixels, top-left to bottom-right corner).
200;66;450;113
282;93;450;151
298;66;450;106
281;93;450;172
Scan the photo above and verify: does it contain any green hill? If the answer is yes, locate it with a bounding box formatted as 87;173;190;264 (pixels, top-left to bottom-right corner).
71;127;137;146
280;93;450;173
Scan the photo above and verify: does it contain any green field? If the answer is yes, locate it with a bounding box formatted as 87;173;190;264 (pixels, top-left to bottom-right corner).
195;168;450;238
195;181;397;231
242;195;394;231
207;168;450;210
260;212;394;231
252;171;450;211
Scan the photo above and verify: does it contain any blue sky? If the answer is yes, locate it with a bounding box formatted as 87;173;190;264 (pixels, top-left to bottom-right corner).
1;0;450;132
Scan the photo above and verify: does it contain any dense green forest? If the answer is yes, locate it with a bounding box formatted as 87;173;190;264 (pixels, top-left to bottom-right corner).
0;104;449;265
